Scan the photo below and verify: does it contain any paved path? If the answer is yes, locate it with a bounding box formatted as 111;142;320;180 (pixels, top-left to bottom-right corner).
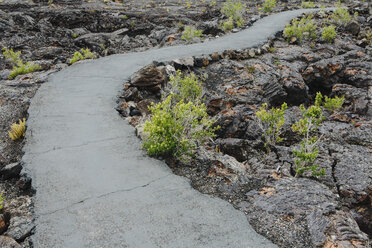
23;9;327;248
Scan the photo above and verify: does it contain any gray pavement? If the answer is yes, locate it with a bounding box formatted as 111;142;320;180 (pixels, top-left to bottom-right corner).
23;9;328;248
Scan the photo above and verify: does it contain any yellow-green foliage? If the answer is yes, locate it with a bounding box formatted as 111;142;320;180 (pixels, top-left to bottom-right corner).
301;1;315;8
0;192;3;210
318;93;345;112
221;0;245;27
69;48;96;64
181;26;203;43
283;14;317;43
292;95;325;177
291;92;344;177
256;102;287;153
2;47;41;80
332;5;351;25
322;25;337;43
143;72;218;159
263;0;276;12
9;118;26;141
222;17;234;32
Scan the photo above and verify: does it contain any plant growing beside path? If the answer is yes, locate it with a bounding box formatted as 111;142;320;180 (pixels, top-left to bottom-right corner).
256;102;287;153
143;71;218;159
69;48;96;64
2;47;41;79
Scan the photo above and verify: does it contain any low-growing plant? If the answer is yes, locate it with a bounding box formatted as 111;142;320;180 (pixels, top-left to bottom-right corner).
143;72;218;159
167;71;202;103
321;94;345;112
332;5;351;25
301;1;315;8
69;48;96;64
256;102;287;153
2;47;41;79
0;192;3;210
322;25;337;43
291;92;344;177
292;95;325;177
283;14;317;43
9;118;26;141
222;17;234;32
263;0;276;12
221;0;245;27
181;26;203;43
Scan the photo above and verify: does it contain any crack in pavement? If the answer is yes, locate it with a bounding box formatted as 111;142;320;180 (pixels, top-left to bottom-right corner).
28;135;131;155
37;174;171;218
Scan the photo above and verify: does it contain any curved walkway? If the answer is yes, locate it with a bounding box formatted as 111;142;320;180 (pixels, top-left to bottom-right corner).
23;9;326;248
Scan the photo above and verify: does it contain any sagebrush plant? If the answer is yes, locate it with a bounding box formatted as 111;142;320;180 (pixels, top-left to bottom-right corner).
263;0;276;12
301;1;315;8
221;0;245;27
181;26;203;43
256;102;288;153
2;47;41;79
9;118;26;141
143;72;218;159
69;48;96;64
332;5;351;25
322;25;337;43
283;14;317;43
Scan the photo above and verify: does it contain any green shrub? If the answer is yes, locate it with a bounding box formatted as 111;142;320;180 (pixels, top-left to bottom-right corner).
263;0;276;12
283;14;317;43
221;0;245;27
317;93;344;112
321;25;337;43
2;47;41;79
332;5;351;25
301;1;315;8
0;192;3;210
69;48;96;64
181;26;203;43
143;72;218;159
9;118;26;141
292;94;325;177
291;92;344;177
256;102;287;153
222;17;234;32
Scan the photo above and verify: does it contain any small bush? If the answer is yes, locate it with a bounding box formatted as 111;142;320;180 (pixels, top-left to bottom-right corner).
301;1;315;8
221;0;245;27
222;17;234;32
318;93;344;112
181;26;203;43
321;25;337;43
292;98;325;177
0;192;3;210
332;5;351;25
143;72;218;159
283;14;317;43
256;102;287;153
263;0;276;12
69;48;96;64
2;47;41;79
9;118;26;141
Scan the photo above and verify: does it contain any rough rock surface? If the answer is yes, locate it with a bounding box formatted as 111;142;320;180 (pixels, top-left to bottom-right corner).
119;6;372;247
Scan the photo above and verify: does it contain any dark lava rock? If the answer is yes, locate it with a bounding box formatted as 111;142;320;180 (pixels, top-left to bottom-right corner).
0;163;22;180
243;178;369;248
130;64;166;87
345;20;361;36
